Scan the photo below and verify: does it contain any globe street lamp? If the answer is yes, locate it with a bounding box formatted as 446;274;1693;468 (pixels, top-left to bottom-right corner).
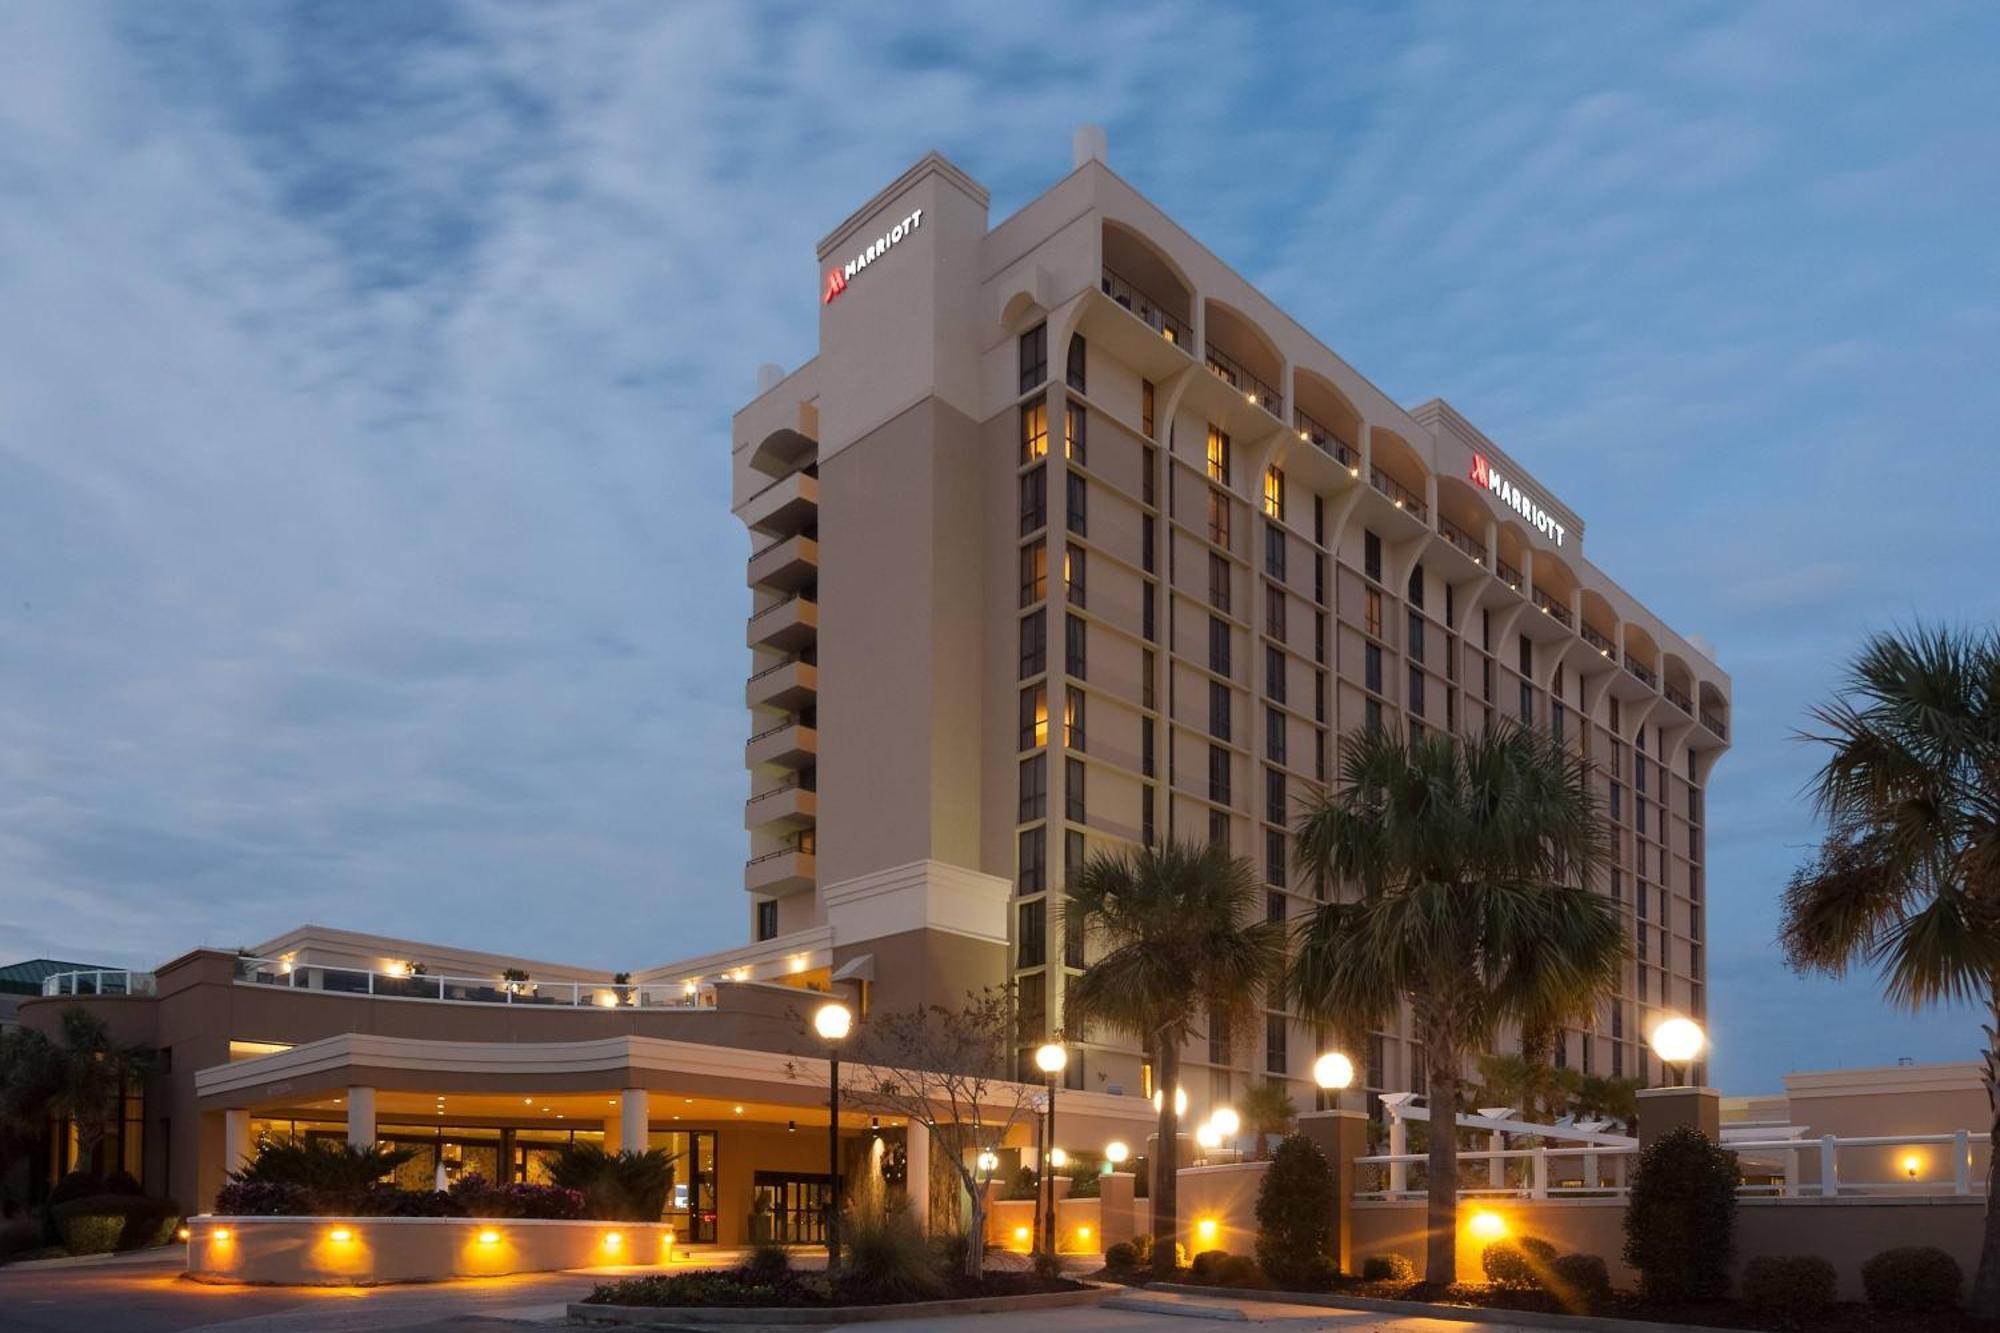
1034;1042;1067;1257
814;1000;853;1267
1313;1050;1354;1111
1650;1017;1705;1087
1211;1106;1241;1161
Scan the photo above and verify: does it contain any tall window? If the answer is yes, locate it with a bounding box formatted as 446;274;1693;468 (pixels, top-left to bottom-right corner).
1407;611;1425;665
1363;529;1381;583
1207;489;1230;547
1266;706;1286;764
1017;901;1045;967
1265;1014;1288;1075
1066;756;1087;822
1142;648;1157;711
1142;515;1156;573
1142;582;1155;641
1019;323;1047;393
1017;825;1046;893
1065;614;1087;679
1209;681;1231;740
1141;379;1155;438
1266;768;1287;825
1265;524;1286;580
1209;616;1231;676
1019;684;1047;749
1065;544;1085;607
1266;646;1286;704
1406;563;1424;608
1019;544;1046;607
1263;465;1285;519
1019;465;1046;534
1020;401;1048;462
1065;402;1087;465
1019;610;1045;679
1209;553;1231;612
1142;444;1157;506
1066;333;1086;392
1266;586;1286;642
1364;643;1382;695
1142;718;1155;776
1408;665;1425;718
1065;686;1086;750
1365;588;1383;638
1206;425;1231;484
1067;473;1087;535
1141;785;1156;844
1266;833;1286;888
1018;754;1047;821
1209;744;1232;806
755;899;778;941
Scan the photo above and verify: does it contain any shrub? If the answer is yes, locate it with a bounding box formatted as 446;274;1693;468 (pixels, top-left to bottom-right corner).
931;1229;972;1278
102;1171;144;1196
1031;1249;1065;1283
233;1139;417;1196
1189;1248;1231;1282
56;1211;124;1255
546;1144;676;1221
1621;1126;1736;1302
1481;1236;1558;1290
47;1171;101;1208
0;1216;43;1260
744;1240;791;1284
351;1185;457;1217
1862;1245;1963;1314
837;1207;944;1304
1362;1252;1416;1282
1215;1254;1263;1287
448;1175;586;1220
1128;1232;1154;1265
1550;1252;1612;1311
49;1194;179;1253
1253;1133;1334;1290
1103;1240;1139;1270
112;1196;184;1249
214;1179;310;1216
1741;1255;1836;1324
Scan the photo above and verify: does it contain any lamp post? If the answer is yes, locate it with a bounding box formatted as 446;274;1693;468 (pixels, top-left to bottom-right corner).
814;1000;853;1268
1649;1017;1705;1088
1034;1041;1068;1258
1313;1051;1354;1108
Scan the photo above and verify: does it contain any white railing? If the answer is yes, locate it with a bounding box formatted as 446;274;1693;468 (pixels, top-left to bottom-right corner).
230;958;711;1011
1354;1130;1989;1201
40;969;158;997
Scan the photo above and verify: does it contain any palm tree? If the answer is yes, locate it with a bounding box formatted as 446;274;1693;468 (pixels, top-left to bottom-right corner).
1240;1080;1297;1161
1779;625;2000;1319
1290;724;1621;1285
0;1009;152;1179
1066;838;1286;1279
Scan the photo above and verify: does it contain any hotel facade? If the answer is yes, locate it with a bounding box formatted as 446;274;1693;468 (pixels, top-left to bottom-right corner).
21;133;1728;1243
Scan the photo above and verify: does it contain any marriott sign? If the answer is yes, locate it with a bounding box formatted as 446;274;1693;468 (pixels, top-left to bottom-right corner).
1470;453;1566;548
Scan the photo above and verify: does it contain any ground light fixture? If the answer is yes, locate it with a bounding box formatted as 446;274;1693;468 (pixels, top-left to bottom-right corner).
478;1229;500;1245
1196;1217;1218;1244
1469;1210;1507;1240
602;1231;622;1252
1650;1016;1706;1084
328;1227;354;1243
211;1227;232;1243
176;1225;191;1241
1034;1041;1068;1258
814;999;853;1271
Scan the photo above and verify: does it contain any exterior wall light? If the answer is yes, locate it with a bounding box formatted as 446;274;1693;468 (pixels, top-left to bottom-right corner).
977;1150;999;1172
1903;1153;1922;1179
603;1231;622;1251
1151;1086;1188;1116
1196;1217;1218;1243
212;1227;233;1242
328;1227;354;1243
478;1228;501;1245
1468;1210;1507;1240
176;1225;191;1241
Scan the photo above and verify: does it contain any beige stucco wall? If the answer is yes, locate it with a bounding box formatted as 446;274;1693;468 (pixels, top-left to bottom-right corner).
186;1215;673;1285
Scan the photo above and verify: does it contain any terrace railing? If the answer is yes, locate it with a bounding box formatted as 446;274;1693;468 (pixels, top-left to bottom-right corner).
1293;409;1358;469
1582;623;1615;656
1369;468;1428;522
1625;655;1659;689
1533;588;1574;628
1438;516;1485;565
1701;708;1729;739
40;969;157;997
1496;559;1523;592
1100;268;1191;347
1204;343;1282;418
228;957;710;1010
1664;683;1693;713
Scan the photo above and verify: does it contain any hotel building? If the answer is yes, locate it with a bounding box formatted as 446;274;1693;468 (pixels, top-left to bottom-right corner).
20;132;1726;1238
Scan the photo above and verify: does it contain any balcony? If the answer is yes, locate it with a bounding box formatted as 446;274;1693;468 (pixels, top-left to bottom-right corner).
1533;588;1574;628
230;958;705;1009
1205;342;1282;419
1438;516;1485;566
41;969;156;997
1582;623;1615;658
745;847;815;896
1496;559;1524;593
745;780;817;832
746;657;817;711
747;594;818;654
1701;708;1729;740
746;718;817;770
1294;409;1358;470
1100;267;1191;347
1370;468;1428;522
741;467;818;538
1624;656;1659;689
747;533;818;593
1664;683;1693;714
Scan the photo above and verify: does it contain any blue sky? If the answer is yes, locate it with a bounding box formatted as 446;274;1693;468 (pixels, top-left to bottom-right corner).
1;2;1995;1091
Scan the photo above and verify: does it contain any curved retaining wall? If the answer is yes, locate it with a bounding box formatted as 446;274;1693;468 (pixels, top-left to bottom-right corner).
185;1214;675;1285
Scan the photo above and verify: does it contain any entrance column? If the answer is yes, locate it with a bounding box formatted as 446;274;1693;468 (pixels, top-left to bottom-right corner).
223;1108;251;1175
618;1089;650;1155
904;1117;930;1231
346;1086;378;1148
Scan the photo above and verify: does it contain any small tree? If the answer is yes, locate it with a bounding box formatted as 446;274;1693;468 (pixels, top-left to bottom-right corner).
546;1143;677;1220
1241;1080;1297;1161
1253;1133;1335;1289
0;1009;152;1179
1622;1126;1736;1301
810;989;1038;1278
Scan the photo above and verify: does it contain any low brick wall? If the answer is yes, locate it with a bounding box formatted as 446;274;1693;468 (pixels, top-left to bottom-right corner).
185;1214;675;1285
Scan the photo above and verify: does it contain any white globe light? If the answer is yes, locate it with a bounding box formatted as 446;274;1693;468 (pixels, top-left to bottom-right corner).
1651;1017;1706;1065
1210;1107;1241;1137
1195;1122;1222;1150
813;1001;853;1042
1313;1052;1354;1090
1104;1140;1129;1165
977;1150;999;1172
1048;1147;1068;1169
1035;1042;1068;1074
1152;1085;1189;1117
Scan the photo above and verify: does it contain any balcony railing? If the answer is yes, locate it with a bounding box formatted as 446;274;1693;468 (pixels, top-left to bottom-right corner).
748;778;815;805
1100;268;1191;347
1438;516;1484;565
1581;623;1615;657
1624;656;1659;689
747;845;813;866
1664;683;1692;713
1293;409;1357;469
1204;343;1282;418
40;969;156;997
1533;588;1574;628
230;958;708;1009
1496;559;1523;592
747;657;805;683
748;717;811;745
1369;468;1428;522
1701;708;1729;739
748;592;815;624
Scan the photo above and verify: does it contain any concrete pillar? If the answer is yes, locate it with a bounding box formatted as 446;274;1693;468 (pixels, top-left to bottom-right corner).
1298;1109;1368;1275
1636;1086;1719;1151
618;1088;649;1155
346;1086;377;1149
1099;1171;1136;1246
223;1108;251;1177
904;1118;930;1231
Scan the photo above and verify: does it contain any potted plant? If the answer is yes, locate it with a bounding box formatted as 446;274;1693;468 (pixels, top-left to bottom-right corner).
501;968;531;997
612;971;633;1005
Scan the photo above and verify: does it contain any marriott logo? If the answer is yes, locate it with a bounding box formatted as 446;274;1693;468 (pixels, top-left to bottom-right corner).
1470;453;1567;547
823;206;924;304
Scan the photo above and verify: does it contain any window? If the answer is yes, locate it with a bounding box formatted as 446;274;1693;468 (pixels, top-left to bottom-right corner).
1363;530;1381;583
1019;684;1047;749
1209;680;1231;739
1020;401;1048;462
1266;645;1286;703
1017;826;1046;893
1364;643;1382;695
1142;582;1155;641
1066;473;1087;535
1267;885;1285;920
1209;745;1232;806
1141;785;1156;844
1209;616;1232;677
1065;685;1086;750
1209;552;1231;611
1016;974;1045;1047
1406;563;1424;608
1019;610;1045;679
1266;587;1286;642
1019;544;1046;607
1066;756;1086;823
1065;615;1087;679
1266;832;1287;887
1066;332;1086;392
1408;666;1425;718
1407;611;1425;665
1065;402;1086;464
1141;379;1155;439
1365;588;1383;639
1266;707;1286;764
1207;489;1230;547
1143;648;1157;711
1367;1034;1386;1090
1017;901;1045;967
1065;544;1085;607
1209;808;1229;844
1142;718;1155;776
1209;1010;1228;1066
1019;465;1046;534
1018;755;1046;821
1265;524;1286;580
1365;697;1383;735
1142;515;1156;573
755;899;778;941
1206;425;1231;485
1018;323;1047;393
1263;465;1284;519
1315;669;1326;722
1266;768;1286;825
1142;444;1157;506
1266;1014;1288;1075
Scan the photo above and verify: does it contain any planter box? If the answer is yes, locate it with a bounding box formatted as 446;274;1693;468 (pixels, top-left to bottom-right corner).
185;1214;674;1285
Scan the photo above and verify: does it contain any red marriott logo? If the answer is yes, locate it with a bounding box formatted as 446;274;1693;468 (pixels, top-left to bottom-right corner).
1469;454;1491;488
822;268;848;304
1469;452;1566;547
821;206;923;304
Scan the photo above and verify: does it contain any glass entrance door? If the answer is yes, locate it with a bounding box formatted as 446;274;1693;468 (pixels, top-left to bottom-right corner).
750;1171;832;1244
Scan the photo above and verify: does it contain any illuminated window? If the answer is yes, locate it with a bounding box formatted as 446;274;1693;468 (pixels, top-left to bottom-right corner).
1263;465;1284;519
1141;380;1155;439
1207;426;1231;485
1020;544;1046;607
1065;686;1086;750
1020;402;1048;463
1020;684;1048;749
1365;588;1382;639
1065;402;1087;464
1065;544;1085;607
